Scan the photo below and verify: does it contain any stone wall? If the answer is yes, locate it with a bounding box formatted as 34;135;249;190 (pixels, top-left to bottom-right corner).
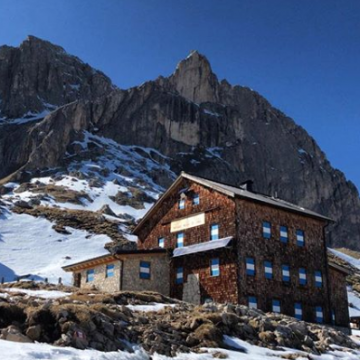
329;266;350;328
78;261;121;292
121;254;170;296
235;198;331;323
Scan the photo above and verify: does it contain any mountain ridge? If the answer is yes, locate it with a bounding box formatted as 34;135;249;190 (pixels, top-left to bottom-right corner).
0;37;359;250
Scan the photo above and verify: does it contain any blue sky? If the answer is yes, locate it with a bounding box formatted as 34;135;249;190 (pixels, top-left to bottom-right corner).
0;0;359;190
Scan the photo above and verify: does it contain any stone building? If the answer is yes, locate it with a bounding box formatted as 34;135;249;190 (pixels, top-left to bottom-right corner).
62;249;169;295
63;172;350;329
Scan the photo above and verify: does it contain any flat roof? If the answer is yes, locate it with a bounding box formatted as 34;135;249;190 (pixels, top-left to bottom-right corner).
173;236;233;257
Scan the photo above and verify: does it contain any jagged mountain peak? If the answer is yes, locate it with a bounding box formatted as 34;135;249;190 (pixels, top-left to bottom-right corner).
0;36;114;121
22;35;62;47
18;35;71;57
166;50;220;104
0;37;359;253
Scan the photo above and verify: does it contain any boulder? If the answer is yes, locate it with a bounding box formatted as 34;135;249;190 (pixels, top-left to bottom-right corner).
26;325;42;341
14;200;33;209
1;325;32;343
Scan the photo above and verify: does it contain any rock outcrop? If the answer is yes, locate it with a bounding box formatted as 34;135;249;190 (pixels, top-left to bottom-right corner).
0;35;113;120
0;37;359;250
0;285;357;356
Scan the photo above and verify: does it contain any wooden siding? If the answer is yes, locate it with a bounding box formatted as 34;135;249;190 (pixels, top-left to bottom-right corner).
235;197;331;323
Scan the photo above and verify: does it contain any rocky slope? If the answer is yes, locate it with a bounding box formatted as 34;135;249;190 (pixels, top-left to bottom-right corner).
0;37;359;251
0;284;358;357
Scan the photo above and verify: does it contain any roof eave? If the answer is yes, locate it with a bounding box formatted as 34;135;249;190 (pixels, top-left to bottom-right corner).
132;172;235;235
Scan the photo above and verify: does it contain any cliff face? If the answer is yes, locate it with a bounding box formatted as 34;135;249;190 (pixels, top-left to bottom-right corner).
0;38;359;250
0;36;113;120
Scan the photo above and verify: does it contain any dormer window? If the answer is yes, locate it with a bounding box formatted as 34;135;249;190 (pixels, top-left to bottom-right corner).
193;194;200;205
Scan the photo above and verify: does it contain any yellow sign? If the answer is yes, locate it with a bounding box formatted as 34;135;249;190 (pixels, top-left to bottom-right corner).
170;213;205;233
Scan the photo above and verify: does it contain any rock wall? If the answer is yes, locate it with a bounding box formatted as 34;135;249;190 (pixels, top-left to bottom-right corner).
0;37;359;251
0;36;113;120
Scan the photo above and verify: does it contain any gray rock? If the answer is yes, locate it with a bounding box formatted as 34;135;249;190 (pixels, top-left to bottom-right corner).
0;39;359;250
14;200;33;209
26;325;42;341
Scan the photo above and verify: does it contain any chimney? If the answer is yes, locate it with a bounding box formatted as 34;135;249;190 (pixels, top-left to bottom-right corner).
239;180;254;192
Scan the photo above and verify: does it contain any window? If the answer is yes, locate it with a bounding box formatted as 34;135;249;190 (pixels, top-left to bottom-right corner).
272;299;281;313
210;258;220;277
280;226;288;243
86;269;94;282
331;309;336;325
176;267;183;284
246;258;255;276
294;303;302;320
193;194;200;205
263;221;271;238
296;230;305;247
315;306;324;323
158;237;165;248
140;261;151;279
282;265;290;282
176;232;184;248
248;296;257;309
314;270;323;288
178;199;185;210
264;261;273;279
210;224;219;240
106;264;115;278
299;268;307;285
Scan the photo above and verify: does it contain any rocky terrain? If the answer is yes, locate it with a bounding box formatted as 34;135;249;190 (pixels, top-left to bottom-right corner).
0;37;359;252
0;284;358;358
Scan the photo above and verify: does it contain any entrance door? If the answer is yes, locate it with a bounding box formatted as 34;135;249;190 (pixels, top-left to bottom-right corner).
74;273;81;287
182;273;201;304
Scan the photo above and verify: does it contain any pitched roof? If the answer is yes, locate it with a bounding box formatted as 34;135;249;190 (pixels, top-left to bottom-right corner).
62;249;167;271
133;172;332;235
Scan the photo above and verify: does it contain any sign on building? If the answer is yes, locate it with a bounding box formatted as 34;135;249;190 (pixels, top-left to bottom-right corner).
170;213;205;233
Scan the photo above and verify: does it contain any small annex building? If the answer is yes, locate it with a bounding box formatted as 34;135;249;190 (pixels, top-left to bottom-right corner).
63;172;350;330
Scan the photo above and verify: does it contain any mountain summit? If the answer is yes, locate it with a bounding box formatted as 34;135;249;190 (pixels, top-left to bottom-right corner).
168;50;220;103
0;35;113;120
0;37;359;250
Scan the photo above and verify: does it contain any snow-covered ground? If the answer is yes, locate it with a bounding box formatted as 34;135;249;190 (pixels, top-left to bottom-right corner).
0;208;110;284
348;287;360;318
126;303;177;312
0;288;71;299
0;131;177;284
1;335;360;360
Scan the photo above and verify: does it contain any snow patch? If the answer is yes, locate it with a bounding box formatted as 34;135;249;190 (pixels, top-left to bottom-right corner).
0;210;110;284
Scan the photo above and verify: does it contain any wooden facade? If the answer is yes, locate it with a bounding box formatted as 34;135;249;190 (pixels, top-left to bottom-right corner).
134;172;350;329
